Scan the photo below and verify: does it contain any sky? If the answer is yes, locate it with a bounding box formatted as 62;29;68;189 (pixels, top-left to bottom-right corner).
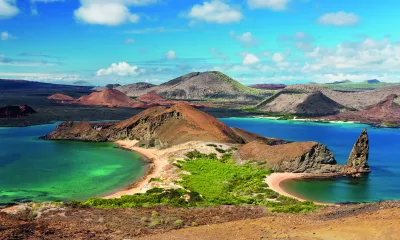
0;0;400;86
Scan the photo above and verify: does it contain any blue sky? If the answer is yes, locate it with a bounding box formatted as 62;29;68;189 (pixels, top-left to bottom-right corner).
0;0;400;86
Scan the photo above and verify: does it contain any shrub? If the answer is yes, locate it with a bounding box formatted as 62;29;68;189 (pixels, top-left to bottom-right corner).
206;144;218;147
215;148;226;153
173;220;184;229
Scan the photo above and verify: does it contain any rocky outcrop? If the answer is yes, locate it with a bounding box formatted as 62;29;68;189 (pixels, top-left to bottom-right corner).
240;129;371;176
344;129;370;175
239;141;341;173
0;105;36;118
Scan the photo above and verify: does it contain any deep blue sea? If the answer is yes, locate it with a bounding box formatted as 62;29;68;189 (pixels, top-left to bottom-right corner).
220;118;400;203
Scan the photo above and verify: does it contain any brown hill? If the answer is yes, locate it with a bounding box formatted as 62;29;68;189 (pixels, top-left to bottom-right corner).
0;105;36;118
325;94;400;124
256;90;345;116
43;103;254;146
73;89;139;108
117;72;271;101
48;94;74;101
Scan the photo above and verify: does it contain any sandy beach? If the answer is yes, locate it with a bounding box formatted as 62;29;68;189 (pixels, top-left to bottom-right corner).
265;173;306;201
265;173;336;206
104;140;166;198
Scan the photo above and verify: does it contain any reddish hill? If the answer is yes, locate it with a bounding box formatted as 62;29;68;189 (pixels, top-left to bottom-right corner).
48;94;75;101
137;91;165;103
0;105;36;118
325;94;400;124
74;89;139;108
44;103;264;146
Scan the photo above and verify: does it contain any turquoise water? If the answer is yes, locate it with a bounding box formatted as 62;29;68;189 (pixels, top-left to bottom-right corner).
220;118;400;203
0;124;146;206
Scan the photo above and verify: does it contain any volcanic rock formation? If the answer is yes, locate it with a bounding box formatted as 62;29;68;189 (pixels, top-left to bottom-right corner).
344;129;370;175
48;94;75;101
239;141;340;173
73;89;139;108
240;129;370;175
0;105;36;118
43;103;259;147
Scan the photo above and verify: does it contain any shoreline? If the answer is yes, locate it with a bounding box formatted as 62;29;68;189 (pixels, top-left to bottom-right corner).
265;173;336;206
103;140;165;198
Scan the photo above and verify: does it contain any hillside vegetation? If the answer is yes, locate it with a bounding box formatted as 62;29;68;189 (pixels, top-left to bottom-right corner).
73;150;318;214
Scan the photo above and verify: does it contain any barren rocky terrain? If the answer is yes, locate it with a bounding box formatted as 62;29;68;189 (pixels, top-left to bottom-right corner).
1;201;399;239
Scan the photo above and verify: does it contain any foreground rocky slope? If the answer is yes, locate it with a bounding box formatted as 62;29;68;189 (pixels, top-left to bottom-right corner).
118;71;272;101
2;201;399;239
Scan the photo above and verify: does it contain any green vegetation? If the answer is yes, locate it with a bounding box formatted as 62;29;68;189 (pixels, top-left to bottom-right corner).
69;151;319;214
382;122;398;128
215;148;226;153
206;144;218;148
149;178;162;183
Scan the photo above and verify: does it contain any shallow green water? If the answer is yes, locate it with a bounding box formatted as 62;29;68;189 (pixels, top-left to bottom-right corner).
0;124;146;206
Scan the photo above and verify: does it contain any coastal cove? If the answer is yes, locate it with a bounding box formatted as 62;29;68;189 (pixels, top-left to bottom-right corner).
0;123;146;207
220;117;400;203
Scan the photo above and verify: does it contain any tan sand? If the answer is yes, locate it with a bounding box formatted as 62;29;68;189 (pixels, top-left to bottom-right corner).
265;173;306;201
265;173;336;206
104;140;166;198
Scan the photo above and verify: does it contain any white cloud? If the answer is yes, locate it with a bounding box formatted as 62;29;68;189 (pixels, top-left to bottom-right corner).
272;52;285;62
74;0;159;26
164;50;177;60
247;0;290;11
1;31;9;40
96;62;144;76
242;53;260;65
302;38;400;74
0;0;19;19
236;32;262;47
187;0;243;24
318;11;360;26
74;3;140;26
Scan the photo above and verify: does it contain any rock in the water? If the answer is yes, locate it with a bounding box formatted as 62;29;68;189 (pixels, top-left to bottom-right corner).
346;129;370;173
